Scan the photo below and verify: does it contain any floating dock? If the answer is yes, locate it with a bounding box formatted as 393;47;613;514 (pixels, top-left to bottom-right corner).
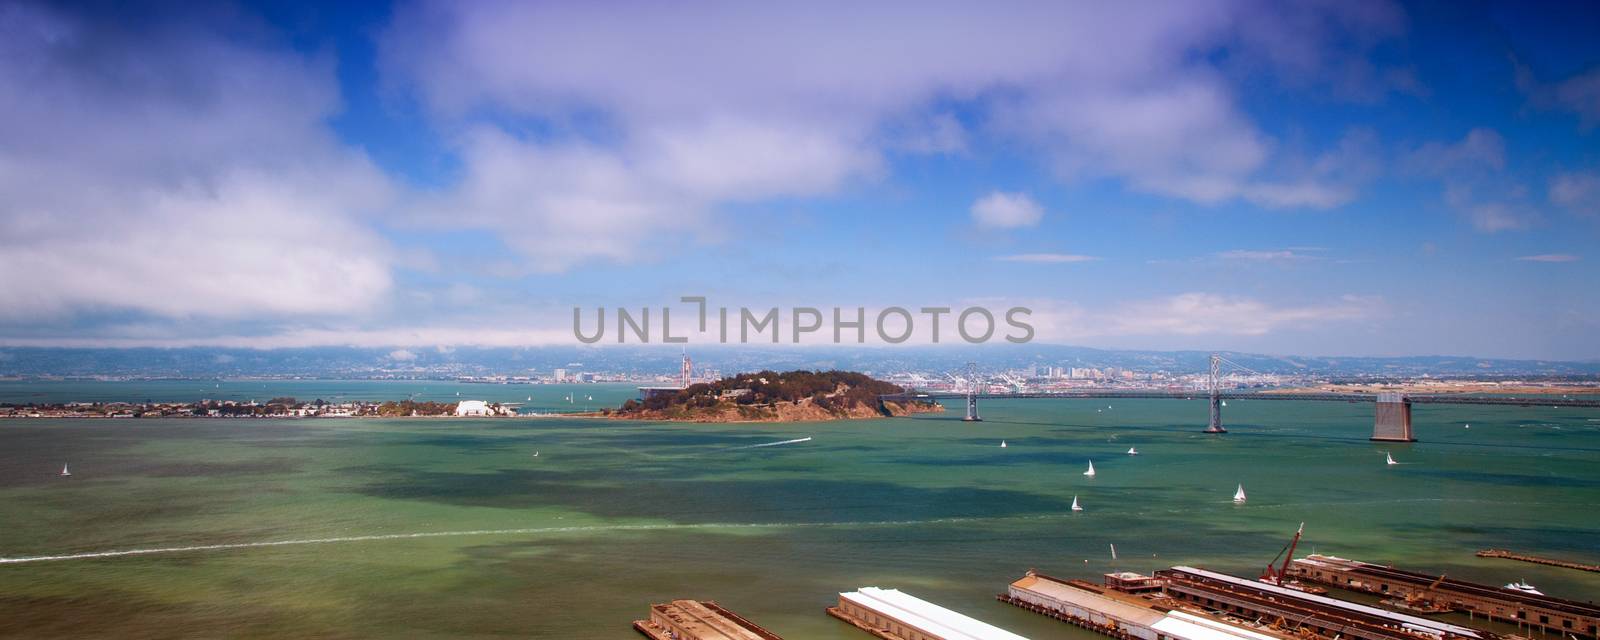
1154;566;1488;640
1000;570;1295;640
828;586;1030;640
1288;554;1600;639
633;600;784;640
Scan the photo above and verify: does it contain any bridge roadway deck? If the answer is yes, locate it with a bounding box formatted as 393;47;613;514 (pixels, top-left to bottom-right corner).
886;391;1600;408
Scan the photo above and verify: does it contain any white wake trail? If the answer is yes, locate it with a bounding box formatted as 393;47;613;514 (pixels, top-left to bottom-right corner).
731;436;813;450
0;515;987;565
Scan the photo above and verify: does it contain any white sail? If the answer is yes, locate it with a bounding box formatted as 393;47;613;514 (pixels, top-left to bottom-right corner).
1127;447;1138;455
1385;452;1397;465
1000;440;1007;448
1084;460;1096;477
60;464;70;477
1071;495;1083;511
1110;543;1117;560
1233;484;1247;503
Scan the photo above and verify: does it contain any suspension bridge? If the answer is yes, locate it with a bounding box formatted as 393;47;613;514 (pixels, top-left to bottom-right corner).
882;355;1600;442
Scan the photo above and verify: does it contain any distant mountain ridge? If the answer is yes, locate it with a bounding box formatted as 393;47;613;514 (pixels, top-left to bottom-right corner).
2;345;1597;378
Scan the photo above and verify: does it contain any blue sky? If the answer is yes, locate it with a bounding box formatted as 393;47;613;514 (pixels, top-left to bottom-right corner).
0;0;1597;359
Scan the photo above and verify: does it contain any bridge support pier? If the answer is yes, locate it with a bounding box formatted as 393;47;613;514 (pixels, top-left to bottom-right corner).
1371;393;1415;442
1204;392;1226;433
963;395;981;422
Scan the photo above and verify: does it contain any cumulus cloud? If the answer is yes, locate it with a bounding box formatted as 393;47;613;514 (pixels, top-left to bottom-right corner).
993;253;1098;263
380;0;1404;269
971;192;1046;229
0;2;394;321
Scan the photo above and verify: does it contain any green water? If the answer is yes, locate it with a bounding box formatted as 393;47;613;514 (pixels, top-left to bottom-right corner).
2;397;1598;638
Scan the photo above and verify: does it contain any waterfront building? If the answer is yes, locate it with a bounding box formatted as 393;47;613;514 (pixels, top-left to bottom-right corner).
632;600;783;640
828;586;1030;640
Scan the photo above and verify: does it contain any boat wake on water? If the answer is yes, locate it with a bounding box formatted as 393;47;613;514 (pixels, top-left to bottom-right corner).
728;436;813;450
0;514;1016;565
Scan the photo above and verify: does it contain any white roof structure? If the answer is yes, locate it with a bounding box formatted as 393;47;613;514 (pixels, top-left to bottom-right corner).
455;400;491;416
840;587;1030;640
1152;611;1285;640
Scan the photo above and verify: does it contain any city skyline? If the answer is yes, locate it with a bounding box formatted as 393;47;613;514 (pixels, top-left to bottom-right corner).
2;1;1599;359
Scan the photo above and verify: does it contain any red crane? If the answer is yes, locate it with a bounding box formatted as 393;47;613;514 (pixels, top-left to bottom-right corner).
1261;522;1305;585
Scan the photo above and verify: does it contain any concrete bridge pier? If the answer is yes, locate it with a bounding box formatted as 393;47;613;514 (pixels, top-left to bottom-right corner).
1204;392;1226;433
963;395;982;422
1371;393;1415;442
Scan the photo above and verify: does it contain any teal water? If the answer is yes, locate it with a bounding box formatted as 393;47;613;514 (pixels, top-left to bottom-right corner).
1;395;1598;638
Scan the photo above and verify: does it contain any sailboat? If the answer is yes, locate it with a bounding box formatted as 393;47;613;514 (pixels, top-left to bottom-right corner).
1385;451;1398;466
60;463;71;477
1233;484;1247;504
1127;447;1139;455
1083;460;1096;477
1464;423;1471;429
1000;440;1008;448
1071;495;1083;512
1221;400;1228;407
532;451;539;458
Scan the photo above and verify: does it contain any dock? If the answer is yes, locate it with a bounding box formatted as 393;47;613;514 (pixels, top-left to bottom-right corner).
1154;566;1488;640
1000;570;1296;640
633;600;784;640
828;586;1031;640
1477;549;1600;573
1288;554;1600;639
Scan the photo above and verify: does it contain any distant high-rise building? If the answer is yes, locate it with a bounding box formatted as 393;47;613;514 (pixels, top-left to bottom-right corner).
680;352;692;388
553;368;568;382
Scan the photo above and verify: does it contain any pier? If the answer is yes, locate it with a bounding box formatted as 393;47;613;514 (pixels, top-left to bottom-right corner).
633;600;784;640
1153;566;1488;640
1288;554;1600;639
1001;570;1294;640
1476;549;1600;573
828;586;1030;640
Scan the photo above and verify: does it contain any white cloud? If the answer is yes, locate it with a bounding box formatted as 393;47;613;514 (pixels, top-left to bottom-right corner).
1216;249;1314;261
1515;254;1580;263
1549;171;1600;217
0;3;394;321
388;349;419;361
993;253;1098;263
1014;293;1382;342
1410;129;1536;233
971;192;1046;229
1517;62;1600;128
380;1;1403;269
1097;293;1376;337
1405;128;1506;175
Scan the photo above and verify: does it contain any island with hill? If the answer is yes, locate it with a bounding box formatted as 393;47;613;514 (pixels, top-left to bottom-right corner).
606;370;944;422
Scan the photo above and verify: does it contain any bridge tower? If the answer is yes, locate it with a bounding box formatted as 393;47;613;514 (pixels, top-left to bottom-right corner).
962;361;982;422
1371;392;1414;441
1204;353;1226;433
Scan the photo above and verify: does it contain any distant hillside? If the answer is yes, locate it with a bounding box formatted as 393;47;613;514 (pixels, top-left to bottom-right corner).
607;370;943;422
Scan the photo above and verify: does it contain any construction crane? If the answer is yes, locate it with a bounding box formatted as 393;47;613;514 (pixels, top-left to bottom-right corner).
1261;522;1306;586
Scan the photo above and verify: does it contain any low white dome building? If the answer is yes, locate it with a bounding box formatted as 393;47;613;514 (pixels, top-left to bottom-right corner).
455;400;492;417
